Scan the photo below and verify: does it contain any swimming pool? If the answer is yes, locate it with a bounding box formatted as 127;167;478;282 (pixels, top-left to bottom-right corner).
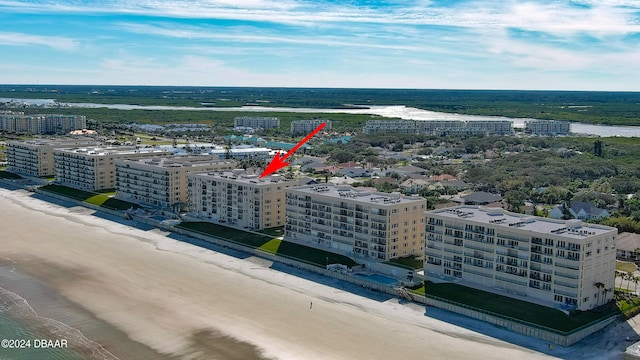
354;273;398;285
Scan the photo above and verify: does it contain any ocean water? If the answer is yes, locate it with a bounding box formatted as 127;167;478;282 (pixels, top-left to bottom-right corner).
0;289;85;360
0;260;123;360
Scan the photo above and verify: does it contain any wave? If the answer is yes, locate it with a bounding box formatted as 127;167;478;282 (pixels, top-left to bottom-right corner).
0;286;120;360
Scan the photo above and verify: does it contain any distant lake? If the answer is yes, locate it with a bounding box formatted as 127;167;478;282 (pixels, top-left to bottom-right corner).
3;98;640;137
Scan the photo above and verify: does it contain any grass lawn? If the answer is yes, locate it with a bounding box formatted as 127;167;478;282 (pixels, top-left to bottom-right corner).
177;222;274;247
385;255;423;270
259;238;282;254
85;194;109;206
410;282;620;333
617;261;638;273
0;170;22;179
40;184;139;210
260;227;285;237
177;221;357;267
41;184;96;201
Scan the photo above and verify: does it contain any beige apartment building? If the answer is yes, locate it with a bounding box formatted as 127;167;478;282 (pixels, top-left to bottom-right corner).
425;206;618;311
284;184;427;261
115;156;235;211
187;170;301;230
6;139;98;177
53;146;170;191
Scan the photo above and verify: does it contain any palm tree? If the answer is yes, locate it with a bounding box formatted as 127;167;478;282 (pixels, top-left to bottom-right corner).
627;271;635;292
603;288;612;306
594;282;605;307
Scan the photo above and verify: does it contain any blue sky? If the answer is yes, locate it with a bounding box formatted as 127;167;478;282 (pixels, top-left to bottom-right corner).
1;0;640;90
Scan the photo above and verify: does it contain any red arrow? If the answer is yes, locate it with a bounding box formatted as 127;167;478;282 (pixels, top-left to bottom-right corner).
260;122;326;178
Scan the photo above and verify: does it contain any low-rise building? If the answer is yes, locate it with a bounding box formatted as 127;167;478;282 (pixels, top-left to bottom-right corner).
7;138;98;177
187;170;301;230
425;206;618;311
550;201;610;221
54;146;171;191
115;156;235;210
284;184;427;261
616;232;640;261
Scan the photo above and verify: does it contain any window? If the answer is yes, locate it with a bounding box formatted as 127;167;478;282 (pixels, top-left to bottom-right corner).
554;295;563;302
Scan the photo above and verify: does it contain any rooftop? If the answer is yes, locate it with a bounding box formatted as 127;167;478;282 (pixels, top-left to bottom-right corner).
56;146;169;157
117;155;234;168
288;184;425;206
429;205;616;239
190;169;300;186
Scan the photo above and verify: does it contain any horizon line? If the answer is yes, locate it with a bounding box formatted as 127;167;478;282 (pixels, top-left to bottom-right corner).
2;84;640;93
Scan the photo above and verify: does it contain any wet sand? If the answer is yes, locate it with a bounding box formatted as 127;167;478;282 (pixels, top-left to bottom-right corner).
0;187;563;359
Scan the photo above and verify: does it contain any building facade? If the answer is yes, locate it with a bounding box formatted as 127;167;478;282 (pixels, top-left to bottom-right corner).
187;170;300;230
290;119;332;134
363;119;513;136
425;206;617;311
284;184;427;261
363;120;417;135
524;120;571;136
233;116;280;129
6;139;98;177
464;120;513;135
115;156;235;210
54;146;170;191
0;111;87;134
415;120;465;134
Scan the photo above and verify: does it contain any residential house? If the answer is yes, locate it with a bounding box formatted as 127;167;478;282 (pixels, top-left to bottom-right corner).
550;201;610;220
616;232;640;261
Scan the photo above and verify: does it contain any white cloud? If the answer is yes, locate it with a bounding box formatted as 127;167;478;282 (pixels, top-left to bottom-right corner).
0;31;78;50
117;22;435;52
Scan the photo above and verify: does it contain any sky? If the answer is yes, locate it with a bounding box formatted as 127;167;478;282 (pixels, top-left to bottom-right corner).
1;0;640;90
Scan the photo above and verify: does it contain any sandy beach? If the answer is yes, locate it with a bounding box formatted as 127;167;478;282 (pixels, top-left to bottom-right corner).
0;186;638;360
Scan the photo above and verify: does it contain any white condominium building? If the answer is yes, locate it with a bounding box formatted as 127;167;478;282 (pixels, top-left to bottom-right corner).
187;170;301;230
285;184;427;261
233;116;280;129
6;139;98;177
290;119;331;134
464;120;513;135
524;120;571;136
363;120;417;135
363;119;513;136
425;206;618;311
0;111;87;134
53;146;171;191
415;120;465;134
115;156;235;210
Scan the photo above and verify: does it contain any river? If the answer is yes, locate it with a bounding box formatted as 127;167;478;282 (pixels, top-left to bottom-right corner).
3;98;639;137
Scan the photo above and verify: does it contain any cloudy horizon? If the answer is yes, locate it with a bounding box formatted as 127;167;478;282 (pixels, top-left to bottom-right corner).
1;0;640;90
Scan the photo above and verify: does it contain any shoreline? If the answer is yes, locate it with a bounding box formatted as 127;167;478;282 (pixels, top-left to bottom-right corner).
0;259;174;360
1;186;637;359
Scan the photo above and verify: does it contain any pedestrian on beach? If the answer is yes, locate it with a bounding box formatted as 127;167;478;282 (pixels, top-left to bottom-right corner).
310;301;313;309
